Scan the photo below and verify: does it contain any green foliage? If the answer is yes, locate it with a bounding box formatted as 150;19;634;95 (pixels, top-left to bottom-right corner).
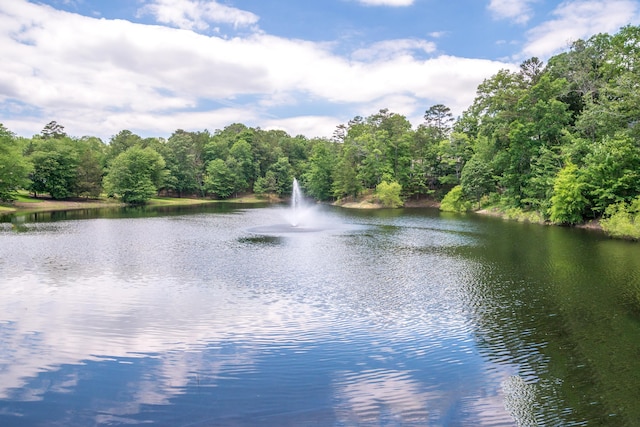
29;137;79;199
75;144;103;198
375;181;403;208
253;171;277;195
0;125;32;201
303;140;336;200
601;198;640;239
332;154;361;199
460;153;494;203
41;121;67;139
440;185;471;213
103;146;166;204
204;158;235;199
269;157;294;196
581;133;640;213
106;130;142;165
549;163;588;224
228;139;255;193
162;130;206;197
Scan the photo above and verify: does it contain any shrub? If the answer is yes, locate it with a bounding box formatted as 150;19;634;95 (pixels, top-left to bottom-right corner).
375;180;403;208
440;185;471;213
601;198;640;239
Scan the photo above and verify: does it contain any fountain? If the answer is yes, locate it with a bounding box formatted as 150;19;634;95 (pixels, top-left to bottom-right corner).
287;178;305;228
248;178;328;235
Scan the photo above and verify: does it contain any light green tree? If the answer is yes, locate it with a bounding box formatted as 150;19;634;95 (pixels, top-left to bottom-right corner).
29;137;79;199
440;185;471;213
376;181;403;208
0;125;32;201
103;146;166;204
549;163;588;224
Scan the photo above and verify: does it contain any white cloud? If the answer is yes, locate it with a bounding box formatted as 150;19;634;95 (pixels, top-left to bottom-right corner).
354;0;414;6
428;31;448;39
488;0;538;24
137;0;259;31
351;38;437;61
0;0;511;140
263;116;344;139
522;0;640;59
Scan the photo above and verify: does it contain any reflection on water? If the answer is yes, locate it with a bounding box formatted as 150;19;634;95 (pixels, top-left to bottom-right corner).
1;205;640;426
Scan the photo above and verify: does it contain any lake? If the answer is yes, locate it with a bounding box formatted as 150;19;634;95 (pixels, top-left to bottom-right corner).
1;203;640;426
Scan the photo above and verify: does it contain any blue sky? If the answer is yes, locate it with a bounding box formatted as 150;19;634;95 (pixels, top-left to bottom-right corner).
1;0;639;140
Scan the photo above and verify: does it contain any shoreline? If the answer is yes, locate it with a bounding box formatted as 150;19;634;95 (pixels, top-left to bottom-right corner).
1;194;605;234
0;194;272;216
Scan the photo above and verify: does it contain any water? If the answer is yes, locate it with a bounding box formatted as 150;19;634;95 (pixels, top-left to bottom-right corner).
1;205;640;426
291;177;303;226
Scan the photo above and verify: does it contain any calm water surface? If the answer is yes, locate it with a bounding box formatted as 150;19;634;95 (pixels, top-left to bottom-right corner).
1;204;640;426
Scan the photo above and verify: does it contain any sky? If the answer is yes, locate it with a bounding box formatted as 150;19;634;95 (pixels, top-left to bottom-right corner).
1;0;639;141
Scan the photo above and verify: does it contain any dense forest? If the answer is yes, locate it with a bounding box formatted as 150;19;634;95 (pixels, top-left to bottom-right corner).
2;25;640;237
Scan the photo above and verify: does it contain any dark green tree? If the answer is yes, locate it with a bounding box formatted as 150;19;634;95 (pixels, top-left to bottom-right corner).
74;137;105;198
461;154;494;204
41;121;67;139
162;130;206;197
269;157;293;196
204;158;235;199
302;140;336;200
581;133;640;213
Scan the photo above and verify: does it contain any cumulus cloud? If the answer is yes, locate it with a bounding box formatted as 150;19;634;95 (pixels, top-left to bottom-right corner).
0;0;510;139
522;0;640;58
487;0;538;24
137;0;259;31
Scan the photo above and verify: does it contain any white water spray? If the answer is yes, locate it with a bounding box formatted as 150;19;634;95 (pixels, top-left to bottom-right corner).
291;178;303;227
249;178;342;234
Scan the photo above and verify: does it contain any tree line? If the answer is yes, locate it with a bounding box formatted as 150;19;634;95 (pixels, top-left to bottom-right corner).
2;25;640;236
0;107;465;206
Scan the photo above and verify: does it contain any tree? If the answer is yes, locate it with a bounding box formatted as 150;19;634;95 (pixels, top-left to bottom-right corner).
41;121;67;139
376;181;403;208
332;141;362;199
74;138;104;198
204;158;235;199
0;125;32;201
549;163;588;224
106;130;143;165
162;130;206;197
103;146;166;204
581;133;640;214
440;185;471;212
269;157;293;196
254;171;277;195
29;137;79;199
461;154;494;204
228;138;255;193
423;104;454;140
519;57;544;85
303;140;336;200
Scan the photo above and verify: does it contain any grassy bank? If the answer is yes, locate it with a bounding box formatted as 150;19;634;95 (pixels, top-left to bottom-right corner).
0;193;275;216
